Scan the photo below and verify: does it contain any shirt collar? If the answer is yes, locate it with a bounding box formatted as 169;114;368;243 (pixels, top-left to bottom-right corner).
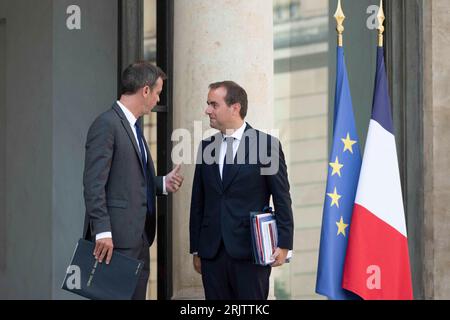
117;101;138;127
223;122;247;141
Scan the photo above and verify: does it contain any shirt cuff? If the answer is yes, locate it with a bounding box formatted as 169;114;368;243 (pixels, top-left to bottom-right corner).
163;176;168;195
96;232;112;241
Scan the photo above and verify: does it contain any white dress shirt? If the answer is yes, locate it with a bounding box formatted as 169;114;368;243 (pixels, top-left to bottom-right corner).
117;101;147;161
219;121;247;179
96;101;166;241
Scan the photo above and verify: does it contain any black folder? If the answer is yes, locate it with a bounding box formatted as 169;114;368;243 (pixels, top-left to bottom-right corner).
61;239;144;300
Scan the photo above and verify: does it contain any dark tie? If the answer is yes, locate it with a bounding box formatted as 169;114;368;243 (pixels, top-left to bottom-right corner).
222;136;235;182
135;122;153;215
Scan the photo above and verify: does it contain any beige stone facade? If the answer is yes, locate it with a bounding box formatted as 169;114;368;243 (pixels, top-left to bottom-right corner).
423;0;450;300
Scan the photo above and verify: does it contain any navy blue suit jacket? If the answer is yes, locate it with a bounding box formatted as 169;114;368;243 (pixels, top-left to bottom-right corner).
189;124;294;260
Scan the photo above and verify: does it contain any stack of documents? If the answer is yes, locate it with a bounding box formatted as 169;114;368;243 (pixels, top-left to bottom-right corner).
250;212;292;266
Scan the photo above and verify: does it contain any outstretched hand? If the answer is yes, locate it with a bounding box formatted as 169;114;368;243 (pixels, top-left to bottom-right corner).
166;164;184;193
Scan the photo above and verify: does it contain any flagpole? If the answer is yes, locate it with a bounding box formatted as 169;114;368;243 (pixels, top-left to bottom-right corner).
334;0;345;47
377;0;385;47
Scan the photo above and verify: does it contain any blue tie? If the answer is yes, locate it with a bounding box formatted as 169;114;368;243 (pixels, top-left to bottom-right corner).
222;136;235;183
135;122;153;215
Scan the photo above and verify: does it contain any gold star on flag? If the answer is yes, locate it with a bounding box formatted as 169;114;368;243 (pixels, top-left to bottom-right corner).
342;133;357;154
327;187;341;208
336;216;349;236
329;157;344;177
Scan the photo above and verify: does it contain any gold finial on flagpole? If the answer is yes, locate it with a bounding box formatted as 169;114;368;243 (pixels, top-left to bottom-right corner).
334;0;345;47
377;0;385;47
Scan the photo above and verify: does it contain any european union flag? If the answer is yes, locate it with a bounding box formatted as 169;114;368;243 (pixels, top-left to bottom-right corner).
315;46;362;300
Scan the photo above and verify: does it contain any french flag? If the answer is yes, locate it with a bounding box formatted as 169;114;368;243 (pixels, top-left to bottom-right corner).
342;47;413;300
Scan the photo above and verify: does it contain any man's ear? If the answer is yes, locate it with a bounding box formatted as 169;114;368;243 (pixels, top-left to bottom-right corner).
232;103;241;116
142;85;150;96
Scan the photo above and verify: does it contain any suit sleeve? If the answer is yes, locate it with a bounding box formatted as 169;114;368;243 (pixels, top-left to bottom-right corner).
83;117;114;237
266;137;294;250
189;143;204;254
146;150;164;195
155;176;164;195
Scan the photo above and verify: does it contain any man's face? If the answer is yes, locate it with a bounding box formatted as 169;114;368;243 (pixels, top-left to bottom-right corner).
142;77;163;115
205;87;235;132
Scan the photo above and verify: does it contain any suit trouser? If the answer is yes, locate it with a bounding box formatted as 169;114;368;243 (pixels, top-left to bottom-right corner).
201;242;271;300
115;234;150;300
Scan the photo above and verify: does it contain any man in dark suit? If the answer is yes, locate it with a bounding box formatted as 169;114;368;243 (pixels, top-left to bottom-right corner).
83;62;183;300
189;81;294;300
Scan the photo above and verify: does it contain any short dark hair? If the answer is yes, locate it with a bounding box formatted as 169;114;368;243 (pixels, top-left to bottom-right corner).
209;81;248;119
121;61;167;95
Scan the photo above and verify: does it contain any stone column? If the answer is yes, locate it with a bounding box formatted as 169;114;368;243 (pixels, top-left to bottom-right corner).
171;0;274;299
423;0;450;299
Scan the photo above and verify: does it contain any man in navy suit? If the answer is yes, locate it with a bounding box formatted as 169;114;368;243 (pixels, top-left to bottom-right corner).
189;81;294;300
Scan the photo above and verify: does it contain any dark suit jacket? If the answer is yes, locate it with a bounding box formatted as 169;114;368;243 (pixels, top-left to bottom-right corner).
189;124;294;260
83;103;163;249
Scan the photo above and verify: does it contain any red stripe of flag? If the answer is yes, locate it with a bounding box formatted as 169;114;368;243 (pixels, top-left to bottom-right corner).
343;204;413;300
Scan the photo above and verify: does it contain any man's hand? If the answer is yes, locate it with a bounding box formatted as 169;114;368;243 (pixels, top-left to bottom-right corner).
193;255;202;275
94;238;114;264
166;164;184;193
271;248;289;268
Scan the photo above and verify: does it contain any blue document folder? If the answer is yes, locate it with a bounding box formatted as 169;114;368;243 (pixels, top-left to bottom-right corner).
61;239;144;300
